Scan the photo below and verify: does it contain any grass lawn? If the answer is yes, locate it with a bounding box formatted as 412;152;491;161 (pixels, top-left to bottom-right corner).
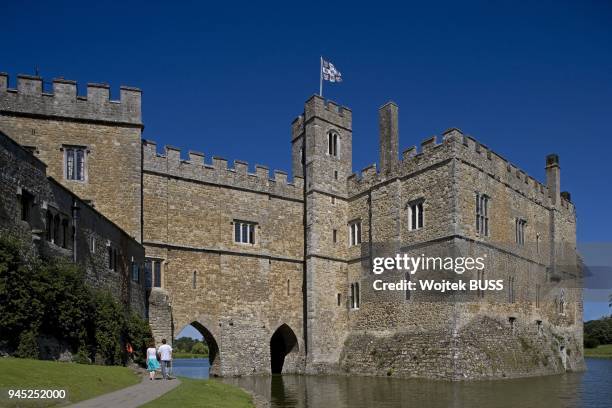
0;358;140;407
584;344;612;358
142;377;254;408
173;352;209;359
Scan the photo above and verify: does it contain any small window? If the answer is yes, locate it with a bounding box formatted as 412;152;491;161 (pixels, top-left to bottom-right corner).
334;170;338;180
508;276;516;303
154;261;162;288
515;218;526;245
350;282;360;309
65;146;87;181
509;317;516;334
19;190;34;223
131;262;140;282
337;293;342;306
234;221;256;244
476;193;489;236
328;132;339;157
333;229;337;243
144;260;153;288
349;221;362;246
287;279;290;295
193;271;197;289
331;196;336;205
408;200;424;231
476;270;485;299
90;235;96;254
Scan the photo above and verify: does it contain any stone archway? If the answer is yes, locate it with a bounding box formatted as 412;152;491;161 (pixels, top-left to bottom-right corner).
270;324;298;374
184;321;221;377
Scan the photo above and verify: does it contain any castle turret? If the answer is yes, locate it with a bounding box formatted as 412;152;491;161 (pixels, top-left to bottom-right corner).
292;94;352;371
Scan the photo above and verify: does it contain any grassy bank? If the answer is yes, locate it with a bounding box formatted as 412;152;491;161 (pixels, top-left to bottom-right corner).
142;377;253;408
584;344;612;358
173;352;209;359
0;358;140;406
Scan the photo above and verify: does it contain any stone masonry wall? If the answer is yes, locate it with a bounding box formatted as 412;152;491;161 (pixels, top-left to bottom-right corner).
0;73;143;241
142;142;305;375
0;130;146;315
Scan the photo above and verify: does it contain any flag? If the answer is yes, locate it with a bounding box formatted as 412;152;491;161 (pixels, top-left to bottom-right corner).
322;59;342;83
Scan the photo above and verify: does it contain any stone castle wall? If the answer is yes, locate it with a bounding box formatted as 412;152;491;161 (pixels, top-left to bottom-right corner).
336;124;583;379
0;130;146;315
0;69;582;380
141;141;305;375
0;73;143;241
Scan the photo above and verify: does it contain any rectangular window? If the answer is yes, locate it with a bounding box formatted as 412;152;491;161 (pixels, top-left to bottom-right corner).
19;190;34;223
234;221;256;244
328;132;338;157
65;146;87;181
154;261;162;288
131;262;139;282
333;229;337;243
145;259;152;288
476;193;489;236
349;221;362;246
350;282;360;309
516;218;526;245
508;276;516;303
408;200;424;231
108;246;113;270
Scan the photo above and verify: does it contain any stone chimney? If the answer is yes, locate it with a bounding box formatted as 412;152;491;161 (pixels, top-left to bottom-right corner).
546;154;560;206
379;101;399;174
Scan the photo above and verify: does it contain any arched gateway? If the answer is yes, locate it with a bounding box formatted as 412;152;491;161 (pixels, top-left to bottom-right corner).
270;324;299;374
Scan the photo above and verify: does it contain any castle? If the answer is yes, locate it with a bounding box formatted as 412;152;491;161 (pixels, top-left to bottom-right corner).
0;72;583;379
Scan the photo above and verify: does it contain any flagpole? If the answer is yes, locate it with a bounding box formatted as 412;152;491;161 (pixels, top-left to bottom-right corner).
319;56;323;97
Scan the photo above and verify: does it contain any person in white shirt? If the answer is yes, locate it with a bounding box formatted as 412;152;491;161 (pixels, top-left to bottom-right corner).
158;339;173;380
146;341;160;380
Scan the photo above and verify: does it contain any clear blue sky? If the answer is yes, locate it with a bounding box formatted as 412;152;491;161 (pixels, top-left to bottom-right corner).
3;1;610;333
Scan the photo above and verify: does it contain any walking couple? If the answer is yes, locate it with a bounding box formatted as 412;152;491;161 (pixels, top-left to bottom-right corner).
146;339;173;380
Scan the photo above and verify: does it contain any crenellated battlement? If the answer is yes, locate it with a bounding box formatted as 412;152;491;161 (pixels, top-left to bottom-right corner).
0;72;141;126
302;94;352;131
447;129;574;210
142;139;303;201
348;133;453;195
348;126;573;212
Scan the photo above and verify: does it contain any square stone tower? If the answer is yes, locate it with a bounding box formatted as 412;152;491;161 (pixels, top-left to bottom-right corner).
292;95;352;370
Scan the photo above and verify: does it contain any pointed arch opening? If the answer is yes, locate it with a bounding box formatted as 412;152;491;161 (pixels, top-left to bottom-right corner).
270;324;298;374
175;321;221;377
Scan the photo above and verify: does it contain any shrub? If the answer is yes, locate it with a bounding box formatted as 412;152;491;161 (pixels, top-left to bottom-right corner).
191;342;208;355
0;235;152;367
584;336;600;349
584;317;612;345
15;328;40;359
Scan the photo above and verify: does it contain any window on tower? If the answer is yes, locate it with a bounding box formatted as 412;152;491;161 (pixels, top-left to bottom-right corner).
328;131;339;157
64;146;87;181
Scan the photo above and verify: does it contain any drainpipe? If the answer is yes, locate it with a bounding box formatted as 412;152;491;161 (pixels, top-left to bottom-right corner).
71;199;80;262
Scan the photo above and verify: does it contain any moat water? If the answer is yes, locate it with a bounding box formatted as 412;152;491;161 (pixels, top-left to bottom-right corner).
172;358;612;408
